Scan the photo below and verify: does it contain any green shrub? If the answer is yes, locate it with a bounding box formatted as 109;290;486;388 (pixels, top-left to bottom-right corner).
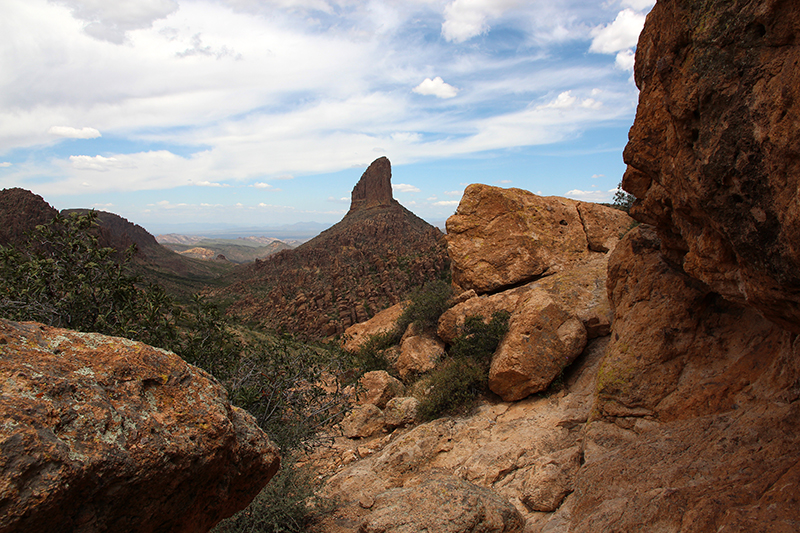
0;211;179;346
450;311;511;363
350;329;399;375
396;279;453;333
417;311;510;420
212;457;328;533
417;357;487;421
612;180;635;213
229;335;350;453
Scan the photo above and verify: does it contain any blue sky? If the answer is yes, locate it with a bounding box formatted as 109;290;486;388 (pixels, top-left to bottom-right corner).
1;0;654;234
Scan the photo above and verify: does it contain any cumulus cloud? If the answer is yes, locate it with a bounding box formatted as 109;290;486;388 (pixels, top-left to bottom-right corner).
441;0;520;43
433;200;460;206
565;188;616;202
444;190;463;196
0;162;12;168
590;9;646;71
252;182;273;189
394;183;421;193
196;180;230;187
48;126;101;139
413;77;459;99
541;91;577;109
590;9;645;53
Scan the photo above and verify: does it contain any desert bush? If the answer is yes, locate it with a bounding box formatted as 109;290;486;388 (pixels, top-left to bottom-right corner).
212;456;329;533
350;329;398;375
417;311;510;420
229;335;350;453
0;211;179;345
396;278;454;333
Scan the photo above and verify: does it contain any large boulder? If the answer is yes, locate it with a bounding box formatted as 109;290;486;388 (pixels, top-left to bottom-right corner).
0;319;279;533
488;289;587;402
622;0;800;334
445;184;631;294
438;255;610;401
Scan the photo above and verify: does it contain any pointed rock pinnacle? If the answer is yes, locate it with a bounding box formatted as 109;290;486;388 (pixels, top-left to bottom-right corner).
350;156;395;212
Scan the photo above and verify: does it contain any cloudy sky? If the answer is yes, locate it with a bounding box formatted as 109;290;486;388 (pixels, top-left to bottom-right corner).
1;0;654;233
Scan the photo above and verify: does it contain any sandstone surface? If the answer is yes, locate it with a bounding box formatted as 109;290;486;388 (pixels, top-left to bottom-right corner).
359;472;524;533
438;255;610;400
357;370;404;409
342;302;405;353
622;0;800;333
396;331;445;379
445;184;631;294
0;319;279;533
340;404;386;439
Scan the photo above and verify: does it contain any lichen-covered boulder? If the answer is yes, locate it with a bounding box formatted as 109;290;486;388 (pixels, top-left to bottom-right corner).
0;319;279;533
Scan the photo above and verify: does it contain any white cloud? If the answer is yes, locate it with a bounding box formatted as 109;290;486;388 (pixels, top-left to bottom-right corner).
0;162;11;168
394;183;421;193
54;0;179;43
196;180;230;187
413;77;459;99
540;91;576;109
444;190;463;196
441;0;520;43
564;188;616;202
433;200;460;206
252;182;273;189
48;126;101;139
580;98;602;109
69;155;120;171
614;49;636;71
590;9;646;54
621;0;656;10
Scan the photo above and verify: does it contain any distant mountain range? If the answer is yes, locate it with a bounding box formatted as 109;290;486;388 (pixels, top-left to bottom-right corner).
147;221;332;242
157;235;297;264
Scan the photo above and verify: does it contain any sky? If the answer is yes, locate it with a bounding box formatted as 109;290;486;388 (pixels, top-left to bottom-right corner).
1;0;655;234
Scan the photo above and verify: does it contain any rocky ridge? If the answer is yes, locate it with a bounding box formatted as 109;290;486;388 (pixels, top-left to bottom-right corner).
225;157;449;338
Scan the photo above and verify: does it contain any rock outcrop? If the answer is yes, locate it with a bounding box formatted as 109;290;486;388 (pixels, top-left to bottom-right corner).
438;249;612;401
446;185;632;294
225;157;449;339
0;319;279;533
349;156;394;211
622;0;800;334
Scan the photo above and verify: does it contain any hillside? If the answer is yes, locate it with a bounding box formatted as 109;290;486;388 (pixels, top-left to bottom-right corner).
222;157;450;338
0;192;234;300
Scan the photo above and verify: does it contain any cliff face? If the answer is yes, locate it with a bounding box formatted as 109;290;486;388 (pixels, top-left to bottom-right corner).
623;0;800;333
225;157;449;339
575;0;800;529
349;156;395;211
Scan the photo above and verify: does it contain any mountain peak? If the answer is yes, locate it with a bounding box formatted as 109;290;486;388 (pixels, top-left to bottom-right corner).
349;156;395;212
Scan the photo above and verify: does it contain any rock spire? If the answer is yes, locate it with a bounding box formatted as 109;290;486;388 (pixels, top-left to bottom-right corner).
349;156;395;212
